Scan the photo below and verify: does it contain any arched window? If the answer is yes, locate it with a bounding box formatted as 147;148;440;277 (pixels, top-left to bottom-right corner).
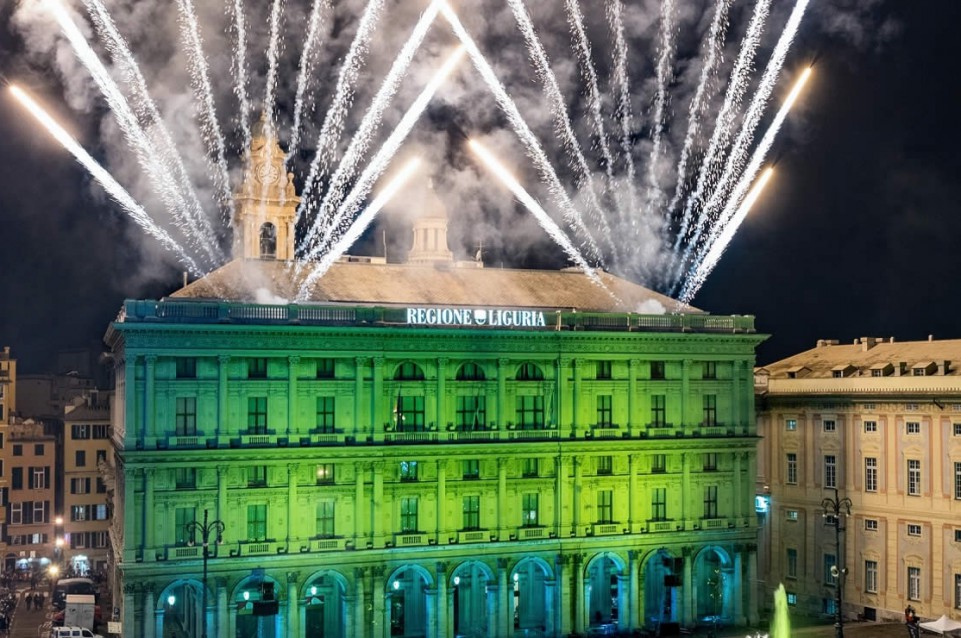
259;223;277;259
516;362;543;381
394;362;425;381
456;362;485;381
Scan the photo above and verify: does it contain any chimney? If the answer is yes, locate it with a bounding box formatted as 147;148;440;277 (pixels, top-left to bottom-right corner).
928;334;934;342
861;337;877;351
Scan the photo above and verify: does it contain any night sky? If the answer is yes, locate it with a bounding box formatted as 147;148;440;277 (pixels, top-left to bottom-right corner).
0;1;958;374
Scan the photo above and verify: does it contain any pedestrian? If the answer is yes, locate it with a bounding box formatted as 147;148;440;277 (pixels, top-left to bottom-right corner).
39;592;44;607
33;592;40;609
24;593;31;612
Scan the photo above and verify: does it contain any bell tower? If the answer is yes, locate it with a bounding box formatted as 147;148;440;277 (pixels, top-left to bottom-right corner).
407;179;453;264
232;115;299;261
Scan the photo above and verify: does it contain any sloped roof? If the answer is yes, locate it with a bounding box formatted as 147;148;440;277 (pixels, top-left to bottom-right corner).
170;258;700;314
762;339;961;379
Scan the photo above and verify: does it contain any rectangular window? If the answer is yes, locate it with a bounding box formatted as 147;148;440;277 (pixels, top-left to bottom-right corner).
956;462;961;500
12;445;21;457
176;357;197;379
92;424;109;439
175;397;197;436
248;358;267;379
70;478;91;495
462;459;480;480
315;397;335;433
652;454;666;473
651;395;666;428
786;510;799;521
316;358;334;379
400;497;418;532
908;567;921;601
824;554;837;586
400;461;418;482
456;396;486;430
522;457;539;478
908;459;921;496
396;395;426;431
75;450;86;467
34;444;44;456
786;593;797;606
651;488;667;521
11;467;22;490
955;423;961;437
955;574;961;610
247;397;268;434
29;467;49;490
823;419;836;432
704;453;718;471
71;424;90;440
824;455;837;489
515;395;545;429
315;464;334;484
597;490;613;523
865;457;878;492
315;502;335;538
596;395;613;427
96;449;106;464
786;453;798;485
703;485;718;519
71;504;87;522
702;394;717;427
865;519;879;531
246;466;267;487
863;420;877;433
703;361;717;379
907;523;922;537
787;548;798;579
785;419;797;431
522;493;539;527
596;360;612;380
596;456;613;476
10;503;22;524
865;561;878;594
462;496;480;530
650;361;666;380
175;507;196;545
175;467;197;489
906;421;921;434
247;504;267;541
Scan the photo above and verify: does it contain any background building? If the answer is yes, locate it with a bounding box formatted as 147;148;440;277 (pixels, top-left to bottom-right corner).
755;337;961;624
4;419;56;573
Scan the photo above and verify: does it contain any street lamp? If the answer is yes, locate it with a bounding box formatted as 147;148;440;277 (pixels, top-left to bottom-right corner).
821;488;852;638
185;509;225;638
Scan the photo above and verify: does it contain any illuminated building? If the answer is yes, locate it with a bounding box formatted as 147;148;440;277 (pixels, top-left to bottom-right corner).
755;337;961;623
106;128;765;637
0;347;12;567
4;418;56;572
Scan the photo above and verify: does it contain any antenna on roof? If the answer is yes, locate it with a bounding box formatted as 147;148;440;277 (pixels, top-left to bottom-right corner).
474;238;484;262
383;229;388;261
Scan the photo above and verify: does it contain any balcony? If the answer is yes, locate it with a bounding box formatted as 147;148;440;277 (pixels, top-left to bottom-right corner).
701;518;727;530
168;435;202;448
507;426;558;441
457;530;488;544
588;425;621;439
237;434;277;447
309;538;346;552
445;430;496;443
516;527;546;540
590;523;620;536
648;521;674;533
166;546;201;560
238;541;276;556
394;532;428;547
385;432;438;444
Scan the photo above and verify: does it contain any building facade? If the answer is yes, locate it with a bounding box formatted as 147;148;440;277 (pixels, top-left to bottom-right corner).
0;346;15;423
4;420;57;572
755;337;961;624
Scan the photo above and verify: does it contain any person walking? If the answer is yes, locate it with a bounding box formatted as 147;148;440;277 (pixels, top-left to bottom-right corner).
23;592;30;612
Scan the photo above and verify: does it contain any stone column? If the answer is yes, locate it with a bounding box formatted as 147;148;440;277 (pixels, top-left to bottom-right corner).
373;358;384;432
436;358;447;429
555;455;566;537
572;458;582;532
628;454;638;531
574;554;585;634
355;463;367;544
143;354;156;445
681;359;691;428
287;356;299;437
122;583;138;638
287;463;298;549
628;359;639;435
497;358;508;428
144;469;155;554
373;462;385;545
217;578;228;638
372;567;386;638
354;568;368;638
681;454;690;523
733;360;743;430
436;461;447;544
354;357;368;439
553;554;565;634
734;551;745;625
217;465;228;526
571;359;582;437
559;555;573;635
143;585;155;638
217;355;230;440
682;547;694;627
497;458;508;540
554;358;565;429
617;573;629;633
497;559;511;638
747;546;759;625
287;572;300;638
436;562;448;638
628;550;640;629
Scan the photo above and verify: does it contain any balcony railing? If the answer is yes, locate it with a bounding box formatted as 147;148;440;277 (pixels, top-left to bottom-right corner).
394;532;428;547
648;521;674;533
457;530;488;544
516;527;546;540
591;523;620;536
309;538;345;552
238;541;275;556
169;435;202;448
167;546;201;560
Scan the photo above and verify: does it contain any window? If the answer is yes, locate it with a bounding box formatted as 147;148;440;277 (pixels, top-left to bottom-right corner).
395;362;425;380
956;462;961;500
247;397;268;434
96;478;107;493
865;561;878;594
516;363;543;381
462;496;480;530
12;445;21;457
29;467;50;490
76;451;87;467
786;593;797;606
908;459;921;496
704;453;718;471
908;524;922;537
785;419;797;431
955;529;961;543
246;466;267;487
400;461;418;482
11;467;22;490
515;395;545;429
955;574;961;610
596;395;613;427
92;424;109;439
35;444;44;455
70;478;91;495
823;419;836;432
33;501;46;523
652;454;666;473
456;362;485;381
865;519;879;531
247;504;267;541
456;396;486;430
824;554;837;586
650;395;666;428
71;504;87;522
865;457;878;492
175;507;196;545
786;453;798;485
400;497;418;532
596;456;613;476
315;502;335;537
864;403;876;410
703;485;718;519
175;397;197;436
71;424;90;440
394;395;425;431
597;490;613;523
824;455;837;488
703;361;717;379
175;467;197;489
906;403;919;411
316;358;334;379
96;449;106;464
462;459;480;480
650;361;665;380
248;358;267;378
787;548;798;579
176;357;197;379
651;488;667;521
315;397;335;432
10;503;21;524
908;567;921;601
786;510;799;521
315;464;334;484
955;423;961;437
596;360;612;380
522;493;539;526
702;394;717;426
522;457;539;478
906;421;920;434
863;420;877;433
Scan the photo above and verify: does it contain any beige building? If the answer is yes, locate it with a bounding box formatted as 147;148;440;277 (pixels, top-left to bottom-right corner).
1;346;15;422
63;395;113;577
5;419;57;572
755;336;961;624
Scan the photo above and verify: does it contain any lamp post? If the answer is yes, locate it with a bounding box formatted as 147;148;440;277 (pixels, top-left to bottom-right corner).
185;509;225;638
821;488;852;638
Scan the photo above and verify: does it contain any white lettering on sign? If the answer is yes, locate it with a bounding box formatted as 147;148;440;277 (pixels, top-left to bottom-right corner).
406;307;547;328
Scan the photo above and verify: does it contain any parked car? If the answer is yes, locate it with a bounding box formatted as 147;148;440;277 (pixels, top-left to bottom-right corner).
49;627;103;638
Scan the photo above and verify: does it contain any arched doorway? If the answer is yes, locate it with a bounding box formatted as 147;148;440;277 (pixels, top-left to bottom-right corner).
511;558;551;636
387;566;430;637
451;561;493;638
302;571;347;637
158;580;204;638
694;547;734;628
643;549;680;630
259;223;277;259
586;553;623;630
233;576;280;638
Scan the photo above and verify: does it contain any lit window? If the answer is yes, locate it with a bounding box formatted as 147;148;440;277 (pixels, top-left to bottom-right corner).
785;419;797;431
522;493;539;527
400;461;418;481
315;464;334;484
786;510;799;521
786;593;797;606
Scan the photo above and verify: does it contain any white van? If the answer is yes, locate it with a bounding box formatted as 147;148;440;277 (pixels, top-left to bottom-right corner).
50;627;103;638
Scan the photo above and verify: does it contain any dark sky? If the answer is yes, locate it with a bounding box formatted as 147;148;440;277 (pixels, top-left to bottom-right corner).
1;1;958;374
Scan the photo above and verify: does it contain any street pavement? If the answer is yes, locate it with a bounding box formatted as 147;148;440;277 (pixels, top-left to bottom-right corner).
8;589;54;638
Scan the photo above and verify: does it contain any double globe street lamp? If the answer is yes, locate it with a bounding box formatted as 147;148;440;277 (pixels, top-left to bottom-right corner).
185;509;225;638
821;488;852;638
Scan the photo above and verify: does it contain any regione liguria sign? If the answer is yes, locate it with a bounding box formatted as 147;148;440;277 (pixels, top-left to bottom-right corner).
406;306;547;328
